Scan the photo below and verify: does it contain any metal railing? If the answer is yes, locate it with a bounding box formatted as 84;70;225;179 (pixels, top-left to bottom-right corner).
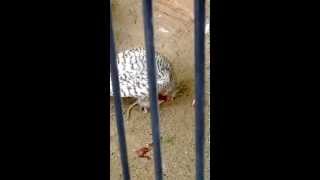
109;0;206;179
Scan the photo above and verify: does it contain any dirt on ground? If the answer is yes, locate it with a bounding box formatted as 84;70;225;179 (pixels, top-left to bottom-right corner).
110;0;210;179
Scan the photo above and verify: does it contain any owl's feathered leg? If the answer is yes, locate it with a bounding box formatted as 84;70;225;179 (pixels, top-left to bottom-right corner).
125;98;164;120
139;99;165;113
140;107;149;113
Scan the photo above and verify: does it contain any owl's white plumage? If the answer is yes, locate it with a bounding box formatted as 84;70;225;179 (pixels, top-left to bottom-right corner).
110;48;176;110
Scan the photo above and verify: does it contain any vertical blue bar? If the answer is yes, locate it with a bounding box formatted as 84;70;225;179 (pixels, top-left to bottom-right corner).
110;2;131;180
194;0;206;180
142;0;163;180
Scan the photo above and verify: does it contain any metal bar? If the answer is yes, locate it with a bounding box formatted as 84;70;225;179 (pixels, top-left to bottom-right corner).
109;2;131;179
194;0;206;179
142;0;163;180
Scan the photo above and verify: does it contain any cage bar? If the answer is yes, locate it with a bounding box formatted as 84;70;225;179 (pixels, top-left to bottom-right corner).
109;2;131;179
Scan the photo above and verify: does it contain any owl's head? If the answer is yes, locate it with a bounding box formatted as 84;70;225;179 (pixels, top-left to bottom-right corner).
156;56;177;102
158;71;177;103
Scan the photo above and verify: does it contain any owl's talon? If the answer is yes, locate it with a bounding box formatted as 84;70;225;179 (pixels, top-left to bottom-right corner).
159;100;165;105
192;99;196;107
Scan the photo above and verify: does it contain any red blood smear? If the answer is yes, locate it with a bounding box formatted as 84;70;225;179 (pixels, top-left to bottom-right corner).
158;94;167;101
136;147;151;160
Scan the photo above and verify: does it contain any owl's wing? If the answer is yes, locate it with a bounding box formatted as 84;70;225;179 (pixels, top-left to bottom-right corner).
132;72;150;98
110;71;150;98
